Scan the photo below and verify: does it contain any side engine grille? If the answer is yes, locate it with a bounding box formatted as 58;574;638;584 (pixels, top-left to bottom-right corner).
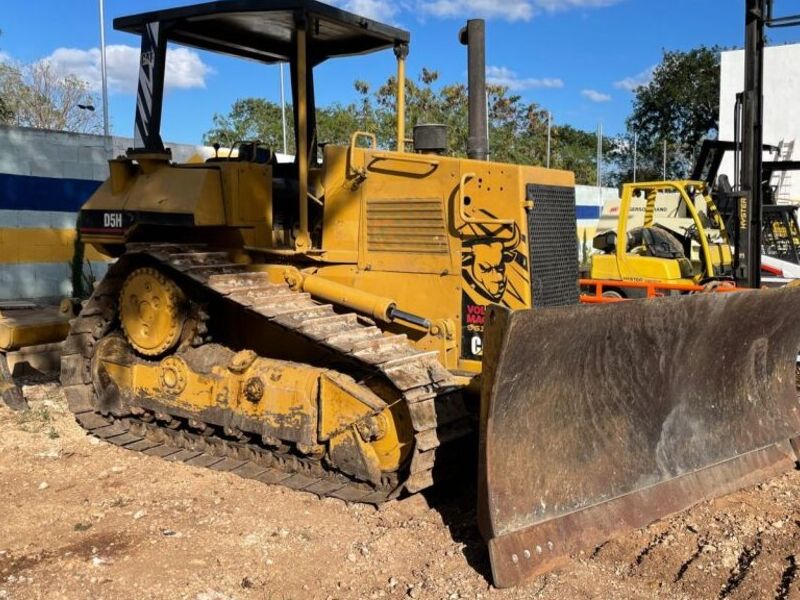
366;199;448;254
526;184;580;307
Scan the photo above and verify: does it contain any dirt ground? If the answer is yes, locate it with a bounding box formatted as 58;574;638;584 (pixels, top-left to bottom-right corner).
1;382;799;600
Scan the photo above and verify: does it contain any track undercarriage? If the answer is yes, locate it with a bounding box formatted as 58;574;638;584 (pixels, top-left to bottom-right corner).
61;245;469;503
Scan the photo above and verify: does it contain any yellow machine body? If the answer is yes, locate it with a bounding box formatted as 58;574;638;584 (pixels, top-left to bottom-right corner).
81;156;272;251
96;336;409;480
589;181;733;293
0;304;71;352
81;142;574;375
74;132;577;488
0;301;73;411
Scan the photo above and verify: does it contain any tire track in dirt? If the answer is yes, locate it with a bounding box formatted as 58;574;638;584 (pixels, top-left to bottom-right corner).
776;555;797;599
581;495;800;600
0;532;131;579
727;522;800;600
674;536;707;583
629;529;673;575
718;533;763;598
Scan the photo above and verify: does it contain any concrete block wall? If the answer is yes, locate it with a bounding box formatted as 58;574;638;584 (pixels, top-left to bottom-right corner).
0;125;206;300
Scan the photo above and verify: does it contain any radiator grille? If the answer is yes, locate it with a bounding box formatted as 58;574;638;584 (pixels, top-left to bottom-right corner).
526;184;580;307
366;199;448;254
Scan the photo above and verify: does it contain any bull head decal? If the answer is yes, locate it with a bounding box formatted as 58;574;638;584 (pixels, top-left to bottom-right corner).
462;223;522;303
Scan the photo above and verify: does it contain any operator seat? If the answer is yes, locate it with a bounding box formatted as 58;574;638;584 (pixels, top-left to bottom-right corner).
627;226;685;259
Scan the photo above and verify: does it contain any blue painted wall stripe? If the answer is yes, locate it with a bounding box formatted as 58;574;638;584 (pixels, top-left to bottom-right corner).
0;173;101;213
0;171;605;220
576;205;601;220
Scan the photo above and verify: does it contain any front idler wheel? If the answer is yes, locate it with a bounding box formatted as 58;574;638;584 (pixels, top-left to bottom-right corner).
119;267;186;357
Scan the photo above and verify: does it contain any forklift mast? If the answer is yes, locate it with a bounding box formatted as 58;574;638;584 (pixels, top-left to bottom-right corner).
737;0;800;287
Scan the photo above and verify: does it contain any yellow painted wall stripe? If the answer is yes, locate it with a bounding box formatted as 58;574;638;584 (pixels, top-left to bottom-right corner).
0;228;106;264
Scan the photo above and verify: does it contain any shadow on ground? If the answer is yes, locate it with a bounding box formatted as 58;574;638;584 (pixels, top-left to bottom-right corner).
423;434;494;583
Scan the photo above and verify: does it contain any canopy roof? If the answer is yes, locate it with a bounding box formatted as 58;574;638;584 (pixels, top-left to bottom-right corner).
114;0;410;64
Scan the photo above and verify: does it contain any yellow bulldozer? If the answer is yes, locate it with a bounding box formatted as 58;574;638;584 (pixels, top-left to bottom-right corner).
62;1;800;588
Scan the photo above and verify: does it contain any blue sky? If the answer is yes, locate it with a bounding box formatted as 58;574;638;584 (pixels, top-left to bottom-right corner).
3;0;800;144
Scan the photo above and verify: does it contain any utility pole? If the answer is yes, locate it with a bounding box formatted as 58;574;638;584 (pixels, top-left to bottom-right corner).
662;139;667;180
485;88;491;160
632;132;638;183
546;112;552;168
98;0;110;151
596;122;603;198
279;63;288;155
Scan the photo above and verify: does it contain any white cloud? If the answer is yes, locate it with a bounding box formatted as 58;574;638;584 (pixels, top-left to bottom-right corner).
330;0;400;21
581;88;611;102
0;51;10;64
614;65;655;91
164;47;211;89
534;0;621;11
41;45;212;95
417;0;620;21
486;65;563;90
422;0;534;21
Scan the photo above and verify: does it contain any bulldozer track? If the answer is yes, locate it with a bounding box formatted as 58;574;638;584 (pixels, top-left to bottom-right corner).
61;244;464;503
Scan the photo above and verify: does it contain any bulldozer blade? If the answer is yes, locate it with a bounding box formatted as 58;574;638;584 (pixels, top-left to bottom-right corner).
479;287;800;588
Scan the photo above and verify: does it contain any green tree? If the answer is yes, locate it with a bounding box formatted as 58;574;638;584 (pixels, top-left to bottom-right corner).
203;68;605;185
373;69;468;152
614;46;721;184
317;102;362;147
552;125;612;186
0;90;11;124
0;30;11;124
203;98;295;150
0;60;102;133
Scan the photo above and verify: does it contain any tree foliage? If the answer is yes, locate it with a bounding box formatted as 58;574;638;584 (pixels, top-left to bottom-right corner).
204;69;608;185
203;98;293;150
612;46;721;184
0;60;103;133
0;95;10;123
0;32;10;123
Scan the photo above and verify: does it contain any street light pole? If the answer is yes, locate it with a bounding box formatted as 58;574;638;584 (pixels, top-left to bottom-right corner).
546;111;551;168
98;0;110;149
596;122;603;199
279;63;288;155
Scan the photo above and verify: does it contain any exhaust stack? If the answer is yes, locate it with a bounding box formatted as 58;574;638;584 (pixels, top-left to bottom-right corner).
459;19;488;161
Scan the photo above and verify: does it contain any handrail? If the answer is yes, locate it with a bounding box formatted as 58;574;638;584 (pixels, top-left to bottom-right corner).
458;173;514;226
348;131;377;179
370;152;440;166
349;131;377;150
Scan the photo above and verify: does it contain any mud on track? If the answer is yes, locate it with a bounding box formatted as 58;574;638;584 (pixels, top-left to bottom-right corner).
1;381;800;599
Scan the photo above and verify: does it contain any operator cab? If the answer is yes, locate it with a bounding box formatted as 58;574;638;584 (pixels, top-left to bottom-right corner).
92;0;410;252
